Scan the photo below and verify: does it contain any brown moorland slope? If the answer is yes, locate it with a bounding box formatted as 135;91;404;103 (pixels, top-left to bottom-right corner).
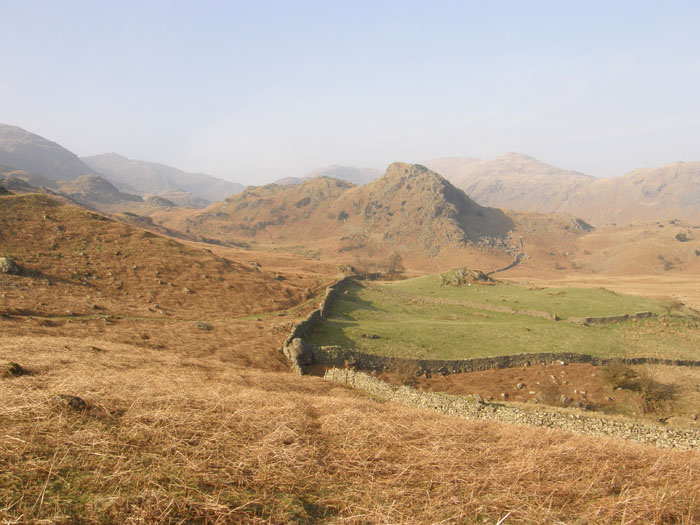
1;191;699;522
0;192;316;319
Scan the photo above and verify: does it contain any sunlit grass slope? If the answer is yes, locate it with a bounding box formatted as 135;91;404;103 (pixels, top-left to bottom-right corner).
309;280;700;360
391;272;669;319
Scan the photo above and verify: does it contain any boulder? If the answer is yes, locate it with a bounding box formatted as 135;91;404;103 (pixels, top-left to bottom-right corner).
284;338;314;366
0;257;21;275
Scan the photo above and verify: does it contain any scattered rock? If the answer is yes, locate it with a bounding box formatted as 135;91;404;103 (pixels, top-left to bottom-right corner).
500;392;508;399
284;338;314;366
559;395;571;405
516;383;525;390
361;333;381;339
472;394;485;404
1;361;28;378
0;257;21;275
54;394;86;411
193;321;213;331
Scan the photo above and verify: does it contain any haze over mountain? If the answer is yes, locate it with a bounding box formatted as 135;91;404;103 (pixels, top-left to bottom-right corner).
425;153;594;215
426;153;700;226
275;164;382;187
560;161;700;225
81;152;244;202
0;123;98;184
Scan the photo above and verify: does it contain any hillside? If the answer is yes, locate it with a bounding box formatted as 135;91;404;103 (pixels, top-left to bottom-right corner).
82;152;244;202
54;174;143;206
2;179;699;524
427;154;700;226
561;161;700;225
275;164;382;187
0;192;312;319
426;152;593;214
152;163;519;268
0;123;97;183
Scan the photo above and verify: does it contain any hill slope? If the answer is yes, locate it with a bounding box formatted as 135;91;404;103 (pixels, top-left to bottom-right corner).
0;192;309;319
426;152;593;214
0;123;97;183
276;164;382;186
155;163;515;261
561;161;700;225
82;152;244;202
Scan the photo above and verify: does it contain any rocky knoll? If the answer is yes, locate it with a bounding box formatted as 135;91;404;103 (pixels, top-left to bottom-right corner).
55;175;142;206
155;162;515;255
360;163;512;250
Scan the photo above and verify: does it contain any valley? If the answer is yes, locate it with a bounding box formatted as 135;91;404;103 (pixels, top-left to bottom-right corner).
1;126;700;523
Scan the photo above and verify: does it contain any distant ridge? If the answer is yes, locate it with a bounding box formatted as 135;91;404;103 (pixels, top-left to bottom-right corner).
275;164;382;186
425;153;593;215
427;153;700;225
81;152;244;202
0;123;97;183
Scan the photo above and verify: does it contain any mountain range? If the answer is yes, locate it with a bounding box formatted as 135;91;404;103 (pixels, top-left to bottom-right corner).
0;123;243;208
2;122;700;227
427;153;700;225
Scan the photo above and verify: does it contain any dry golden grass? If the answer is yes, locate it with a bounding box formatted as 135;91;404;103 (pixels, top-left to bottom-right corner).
2;192;700;523
1;325;700;523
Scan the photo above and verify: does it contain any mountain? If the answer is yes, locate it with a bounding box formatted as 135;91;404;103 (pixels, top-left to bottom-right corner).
153;163;516;264
274;164;382;186
425;153;593;214
0;123;98;183
81;153;244;202
303;164;382;185
559;161;700;225
153;189;210;208
54;174;142;206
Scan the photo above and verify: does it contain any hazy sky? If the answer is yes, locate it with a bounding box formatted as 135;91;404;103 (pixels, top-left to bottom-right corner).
2;1;699;185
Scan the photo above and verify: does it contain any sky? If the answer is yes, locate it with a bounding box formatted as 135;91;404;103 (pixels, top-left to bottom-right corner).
1;0;699;185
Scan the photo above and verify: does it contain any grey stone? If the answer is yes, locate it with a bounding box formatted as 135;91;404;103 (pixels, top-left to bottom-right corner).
284;338;314;366
0;257;21;275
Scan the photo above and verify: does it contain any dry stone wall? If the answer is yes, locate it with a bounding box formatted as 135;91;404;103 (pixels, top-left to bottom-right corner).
283;276;354;370
325;368;700;450
310;345;700;375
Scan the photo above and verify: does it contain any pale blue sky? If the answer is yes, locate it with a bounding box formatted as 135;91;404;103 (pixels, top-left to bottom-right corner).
1;1;699;184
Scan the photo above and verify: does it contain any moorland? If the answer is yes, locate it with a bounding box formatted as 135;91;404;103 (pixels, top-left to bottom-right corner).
1;123;700;523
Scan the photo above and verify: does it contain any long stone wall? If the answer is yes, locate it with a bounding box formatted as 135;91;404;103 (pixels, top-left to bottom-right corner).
324;368;700;450
283;276;354;372
310;345;700;375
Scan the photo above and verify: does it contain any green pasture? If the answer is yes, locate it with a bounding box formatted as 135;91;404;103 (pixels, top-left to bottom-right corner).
389;272;669;320
307;280;700;361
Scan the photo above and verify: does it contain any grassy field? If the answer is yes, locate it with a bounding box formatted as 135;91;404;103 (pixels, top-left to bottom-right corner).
390;272;670;319
308;280;700;360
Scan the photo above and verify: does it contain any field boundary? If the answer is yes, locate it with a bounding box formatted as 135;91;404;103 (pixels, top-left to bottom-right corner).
282;279;700;448
324;367;700;450
309;346;700;374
